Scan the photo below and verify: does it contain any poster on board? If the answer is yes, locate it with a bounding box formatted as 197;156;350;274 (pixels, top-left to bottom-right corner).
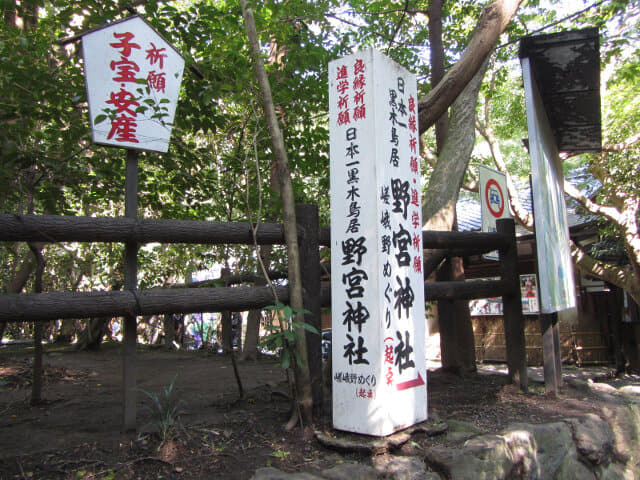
469;274;539;316
521;57;576;313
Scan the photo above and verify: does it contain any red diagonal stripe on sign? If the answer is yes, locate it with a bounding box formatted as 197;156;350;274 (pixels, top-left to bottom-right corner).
396;372;425;391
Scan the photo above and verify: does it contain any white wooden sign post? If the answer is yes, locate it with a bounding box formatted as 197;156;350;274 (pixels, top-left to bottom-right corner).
81;15;184;431
329;49;427;436
479;165;510;260
82;15;184;153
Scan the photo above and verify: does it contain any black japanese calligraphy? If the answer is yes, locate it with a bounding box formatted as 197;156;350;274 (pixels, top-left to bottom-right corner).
394;330;415;374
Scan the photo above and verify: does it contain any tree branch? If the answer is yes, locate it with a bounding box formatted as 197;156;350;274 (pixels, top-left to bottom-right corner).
563;180;621;224
603;132;640;153
571;240;640;305
418;0;522;134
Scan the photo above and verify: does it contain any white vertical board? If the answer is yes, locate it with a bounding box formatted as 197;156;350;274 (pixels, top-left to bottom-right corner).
329;49;427;436
478;165;510;260
82;16;184;153
521;58;576;313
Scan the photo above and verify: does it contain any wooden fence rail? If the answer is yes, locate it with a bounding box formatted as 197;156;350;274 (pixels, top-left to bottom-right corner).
0;285;290;323
0;210;528;428
0;213;288;245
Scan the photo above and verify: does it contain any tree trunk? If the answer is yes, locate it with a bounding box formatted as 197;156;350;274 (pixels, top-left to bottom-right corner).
241;0;313;426
0;253;34;342
241;246;271;362
164;313;175;349
29;242;45;405
418;0;521;134
76;317;108;351
428;0;448;152
422;59;489;373
55;319;76;344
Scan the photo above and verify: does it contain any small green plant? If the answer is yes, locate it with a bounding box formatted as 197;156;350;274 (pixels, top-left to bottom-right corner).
270;449;291;459
138;374;187;447
259;301;317;371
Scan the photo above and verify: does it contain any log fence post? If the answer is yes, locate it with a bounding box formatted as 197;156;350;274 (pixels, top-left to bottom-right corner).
497;218;528;392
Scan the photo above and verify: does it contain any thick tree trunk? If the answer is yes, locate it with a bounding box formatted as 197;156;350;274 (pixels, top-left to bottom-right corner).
55;319;76;344
422;60;489;373
422;60;489;227
428;0;475;373
241;0;313;426
428;0;448;151
418;0;521;134
76;317;108;351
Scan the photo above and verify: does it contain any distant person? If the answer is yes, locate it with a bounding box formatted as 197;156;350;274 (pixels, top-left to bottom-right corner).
173;313;185;347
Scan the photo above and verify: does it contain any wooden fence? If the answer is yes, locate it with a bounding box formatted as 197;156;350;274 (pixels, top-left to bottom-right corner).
0;209;527;430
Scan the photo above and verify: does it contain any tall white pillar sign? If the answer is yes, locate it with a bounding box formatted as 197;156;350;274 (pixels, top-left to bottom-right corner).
329;49;427;436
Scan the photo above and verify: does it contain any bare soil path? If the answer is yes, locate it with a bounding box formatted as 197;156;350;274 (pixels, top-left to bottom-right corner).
1;342;637;479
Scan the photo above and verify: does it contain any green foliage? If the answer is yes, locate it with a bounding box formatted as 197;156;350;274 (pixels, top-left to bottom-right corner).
270;448;291;459
3;0;640;337
259;301;316;371
138;374;187;447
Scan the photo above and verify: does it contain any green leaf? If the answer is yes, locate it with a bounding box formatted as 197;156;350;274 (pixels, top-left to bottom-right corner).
280;349;291;370
293;321;318;334
94;114;107;124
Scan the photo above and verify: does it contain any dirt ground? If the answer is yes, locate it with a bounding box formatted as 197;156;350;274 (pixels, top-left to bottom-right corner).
0;342;634;479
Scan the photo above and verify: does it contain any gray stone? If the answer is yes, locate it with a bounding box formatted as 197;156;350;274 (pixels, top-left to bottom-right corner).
251;467;325;480
567;378;591;393
372;455;436;480
595;461;636;480
566;414;614;465
424;422;579;480
322;462;380;480
425;436;522;480
590;382;618;395
555;455;596;480
504;422;575;479
600;404;640;464
444;419;482;443
619;385;640;403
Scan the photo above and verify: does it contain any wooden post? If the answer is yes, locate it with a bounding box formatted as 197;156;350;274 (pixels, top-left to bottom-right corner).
221;268;233;353
540;312;559;395
123;149;138;432
609;285;625;373
553;318;562;387
496;219;528;392
531;231;562;395
436;257;458;373
296;203;322;414
29;243;45;405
